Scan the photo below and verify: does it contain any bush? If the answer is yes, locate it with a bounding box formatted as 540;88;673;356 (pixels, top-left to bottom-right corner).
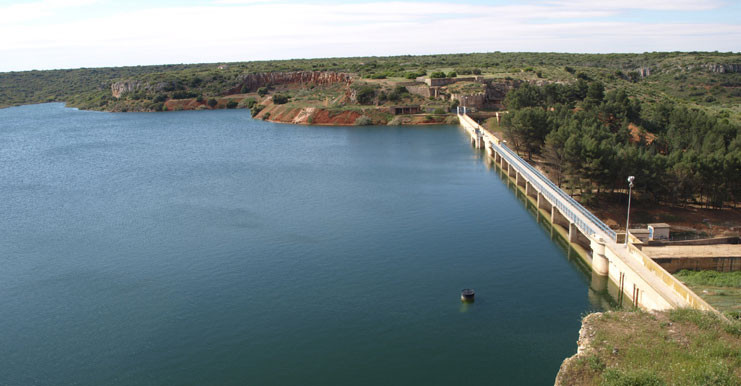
354;115;372;126
240;98;257;108
226;100;238;109
354;85;377;105
257;87;268;97
196;95;204;103
262;112;271;120
564;66;575;74
429;71;446;78
433;108;446;115
447;71;457;78
388;85;408;101
207;98;218;107
250;105;263;117
172;90;197;99
272;94;289;104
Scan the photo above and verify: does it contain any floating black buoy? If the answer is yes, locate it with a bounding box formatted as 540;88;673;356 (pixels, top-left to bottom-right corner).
461;288;475;303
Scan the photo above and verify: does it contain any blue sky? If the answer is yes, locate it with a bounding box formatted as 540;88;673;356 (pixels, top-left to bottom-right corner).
0;0;739;72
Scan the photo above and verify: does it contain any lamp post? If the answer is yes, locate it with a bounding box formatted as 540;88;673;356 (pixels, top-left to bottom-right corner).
625;176;635;245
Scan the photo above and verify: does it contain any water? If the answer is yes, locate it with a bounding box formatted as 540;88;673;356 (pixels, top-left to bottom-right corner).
0;103;610;386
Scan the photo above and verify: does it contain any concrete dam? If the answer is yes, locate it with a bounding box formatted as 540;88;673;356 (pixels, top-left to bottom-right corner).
458;111;715;312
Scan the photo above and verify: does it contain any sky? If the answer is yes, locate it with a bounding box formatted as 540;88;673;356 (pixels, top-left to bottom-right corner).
0;0;739;72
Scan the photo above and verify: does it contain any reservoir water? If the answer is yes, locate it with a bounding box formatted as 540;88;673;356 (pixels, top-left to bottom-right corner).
0;103;610;385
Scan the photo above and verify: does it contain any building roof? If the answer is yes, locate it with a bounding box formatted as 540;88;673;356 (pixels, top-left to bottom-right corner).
648;223;671;228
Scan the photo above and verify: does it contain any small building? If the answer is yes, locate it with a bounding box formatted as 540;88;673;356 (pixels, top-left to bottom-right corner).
648;223;671;240
629;229;651;243
390;105;421;115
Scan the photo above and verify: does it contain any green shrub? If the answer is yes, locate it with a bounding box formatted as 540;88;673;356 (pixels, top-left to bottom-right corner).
433;108;446;115
250;105;263;117
272;94;289;104
354;85;377;105
207;98;218;107
241;98;257;108
172;90;197;99
226;100;238;109
257;87;268;97
262;112;271;120
354;115;372;126
429;71;446;78
447;71;457;78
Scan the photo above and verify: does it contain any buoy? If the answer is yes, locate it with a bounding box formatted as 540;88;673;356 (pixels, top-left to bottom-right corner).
461;288;475;303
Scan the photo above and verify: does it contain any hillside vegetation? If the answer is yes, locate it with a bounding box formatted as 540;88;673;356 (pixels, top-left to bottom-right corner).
1;52;739;118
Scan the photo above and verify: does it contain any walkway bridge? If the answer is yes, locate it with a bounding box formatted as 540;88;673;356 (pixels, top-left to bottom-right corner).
458;111;715;312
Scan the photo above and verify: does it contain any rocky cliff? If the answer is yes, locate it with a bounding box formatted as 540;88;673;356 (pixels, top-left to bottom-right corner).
227;71;355;94
554;312;601;386
110;80;168;98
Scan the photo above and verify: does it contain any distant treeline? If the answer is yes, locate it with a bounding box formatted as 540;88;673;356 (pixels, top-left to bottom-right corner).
501;81;741;208
1;51;739;112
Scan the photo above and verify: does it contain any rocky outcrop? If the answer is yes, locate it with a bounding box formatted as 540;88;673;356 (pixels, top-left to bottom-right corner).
227;71;355;94
110;80;168;98
111;81;144;98
704;63;741;73
554;312;601;386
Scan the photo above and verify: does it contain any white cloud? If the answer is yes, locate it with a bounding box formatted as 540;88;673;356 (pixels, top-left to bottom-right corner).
545;0;724;11
0;1;738;71
0;0;99;24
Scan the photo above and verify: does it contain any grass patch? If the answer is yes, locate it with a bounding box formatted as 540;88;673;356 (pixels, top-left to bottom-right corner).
558;310;741;386
674;270;741;288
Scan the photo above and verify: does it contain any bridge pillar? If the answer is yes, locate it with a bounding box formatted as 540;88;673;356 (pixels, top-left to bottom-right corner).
569;223;579;243
508;163;516;178
525;181;537;198
537;192;552;211
551;207;569;228
590;237;609;276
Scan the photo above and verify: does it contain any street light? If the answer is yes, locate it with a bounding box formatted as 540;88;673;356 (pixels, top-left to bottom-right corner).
625;176;635;245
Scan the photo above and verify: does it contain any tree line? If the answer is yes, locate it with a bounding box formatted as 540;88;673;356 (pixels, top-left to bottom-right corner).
501;82;741;208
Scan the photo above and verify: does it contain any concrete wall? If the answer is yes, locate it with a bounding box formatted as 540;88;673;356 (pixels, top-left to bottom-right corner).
653;256;741;273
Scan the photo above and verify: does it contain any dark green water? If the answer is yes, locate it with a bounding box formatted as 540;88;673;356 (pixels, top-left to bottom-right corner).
0;103;610;385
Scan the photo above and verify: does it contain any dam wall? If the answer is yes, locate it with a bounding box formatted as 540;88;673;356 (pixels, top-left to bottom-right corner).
458;112;716;312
